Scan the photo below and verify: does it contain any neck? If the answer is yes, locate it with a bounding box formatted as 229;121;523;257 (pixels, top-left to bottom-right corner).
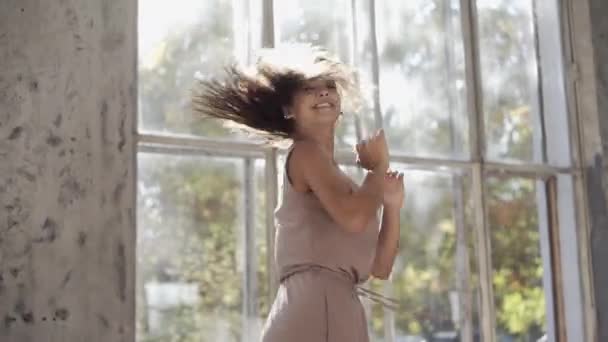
293;126;335;158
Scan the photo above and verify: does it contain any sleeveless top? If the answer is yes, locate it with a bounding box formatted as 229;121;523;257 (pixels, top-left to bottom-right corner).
272;145;401;310
274;145;380;285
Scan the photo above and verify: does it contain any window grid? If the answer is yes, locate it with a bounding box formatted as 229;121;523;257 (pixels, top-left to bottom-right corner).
135;0;584;341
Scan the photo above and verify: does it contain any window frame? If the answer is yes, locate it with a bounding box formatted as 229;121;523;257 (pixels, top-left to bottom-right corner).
134;0;590;341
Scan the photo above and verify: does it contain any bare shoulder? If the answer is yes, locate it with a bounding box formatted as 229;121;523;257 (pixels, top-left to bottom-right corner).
288;141;366;232
290;141;337;174
289;141;336;192
290;141;355;194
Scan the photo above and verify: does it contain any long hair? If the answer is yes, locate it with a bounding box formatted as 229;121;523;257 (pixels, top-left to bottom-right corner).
191;44;360;142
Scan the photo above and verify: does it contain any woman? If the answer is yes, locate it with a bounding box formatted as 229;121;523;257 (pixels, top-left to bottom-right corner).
192;44;404;342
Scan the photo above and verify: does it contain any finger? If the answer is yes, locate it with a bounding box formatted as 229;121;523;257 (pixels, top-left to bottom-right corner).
380;129;386;140
378;130;387;144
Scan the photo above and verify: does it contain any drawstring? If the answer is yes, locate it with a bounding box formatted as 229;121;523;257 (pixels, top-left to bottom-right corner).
280;264;400;311
355;285;400;311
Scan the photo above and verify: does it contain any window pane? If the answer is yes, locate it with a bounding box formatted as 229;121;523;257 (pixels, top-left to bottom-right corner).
487;177;549;341
391;168;478;341
346;166;479;341
136;153;246;341
477;0;544;163
138;0;253;138
274;0;352;63
254;159;271;323
373;1;469;158
274;0;359;150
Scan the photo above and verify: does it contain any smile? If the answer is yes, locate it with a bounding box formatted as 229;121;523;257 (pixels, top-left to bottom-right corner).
313;102;333;109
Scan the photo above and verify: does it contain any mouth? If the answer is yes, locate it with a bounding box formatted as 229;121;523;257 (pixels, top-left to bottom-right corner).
312;102;334;109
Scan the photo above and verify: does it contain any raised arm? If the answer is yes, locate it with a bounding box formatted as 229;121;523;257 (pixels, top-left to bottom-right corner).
290;141;387;233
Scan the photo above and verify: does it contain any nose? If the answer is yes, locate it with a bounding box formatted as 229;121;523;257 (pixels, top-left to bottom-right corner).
318;88;329;97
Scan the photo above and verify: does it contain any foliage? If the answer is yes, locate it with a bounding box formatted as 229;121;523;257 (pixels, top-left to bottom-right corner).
137;1;549;341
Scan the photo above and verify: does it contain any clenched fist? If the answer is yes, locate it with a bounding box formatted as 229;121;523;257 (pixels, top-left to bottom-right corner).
355;129;389;173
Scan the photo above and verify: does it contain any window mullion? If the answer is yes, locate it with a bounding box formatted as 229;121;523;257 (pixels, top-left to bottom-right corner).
541;177;566;341
460;1;496;341
260;0;279;316
243;157;258;341
460;0;485;160
453;171;474;342
471;165;496;342
366;1;395;340
368;0;384;132
531;1;549;165
350;0;364;143
264;148;279;300
262;0;274;48
443;1;473;336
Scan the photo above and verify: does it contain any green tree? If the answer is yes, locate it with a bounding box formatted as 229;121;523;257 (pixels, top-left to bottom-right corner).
137;1;550;341
139;0;235;137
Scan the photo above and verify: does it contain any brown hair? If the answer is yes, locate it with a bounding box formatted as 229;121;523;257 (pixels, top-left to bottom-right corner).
191;44;360;142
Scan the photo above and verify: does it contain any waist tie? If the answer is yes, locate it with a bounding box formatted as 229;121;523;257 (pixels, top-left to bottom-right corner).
279;264;400;311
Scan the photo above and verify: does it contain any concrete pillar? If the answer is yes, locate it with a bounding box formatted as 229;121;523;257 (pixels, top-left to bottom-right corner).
568;0;608;341
0;1;136;341
586;0;608;339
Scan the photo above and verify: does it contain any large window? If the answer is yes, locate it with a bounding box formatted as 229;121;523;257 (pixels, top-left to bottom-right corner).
136;0;581;341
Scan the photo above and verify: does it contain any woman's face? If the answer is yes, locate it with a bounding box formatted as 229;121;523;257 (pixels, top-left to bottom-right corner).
288;78;341;128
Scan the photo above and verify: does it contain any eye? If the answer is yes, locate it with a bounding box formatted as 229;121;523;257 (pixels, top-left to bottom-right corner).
326;81;337;89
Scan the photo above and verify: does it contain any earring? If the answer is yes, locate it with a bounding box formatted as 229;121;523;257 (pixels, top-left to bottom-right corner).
283;108;293;119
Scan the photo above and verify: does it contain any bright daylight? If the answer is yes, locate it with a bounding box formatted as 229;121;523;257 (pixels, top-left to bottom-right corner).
136;1;585;342
3;0;605;342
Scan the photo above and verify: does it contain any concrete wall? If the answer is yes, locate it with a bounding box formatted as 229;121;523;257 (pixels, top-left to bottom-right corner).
0;1;136;341
587;0;608;340
568;0;608;340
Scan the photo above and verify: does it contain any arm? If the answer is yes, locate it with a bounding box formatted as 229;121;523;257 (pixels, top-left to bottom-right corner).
371;204;401;279
371;171;404;280
293;141;386;233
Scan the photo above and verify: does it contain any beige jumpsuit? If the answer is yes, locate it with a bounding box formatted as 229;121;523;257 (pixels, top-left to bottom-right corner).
261;146;381;342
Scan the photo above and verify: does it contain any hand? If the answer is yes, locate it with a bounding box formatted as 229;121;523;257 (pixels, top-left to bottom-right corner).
355;129;389;173
383;170;404;209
